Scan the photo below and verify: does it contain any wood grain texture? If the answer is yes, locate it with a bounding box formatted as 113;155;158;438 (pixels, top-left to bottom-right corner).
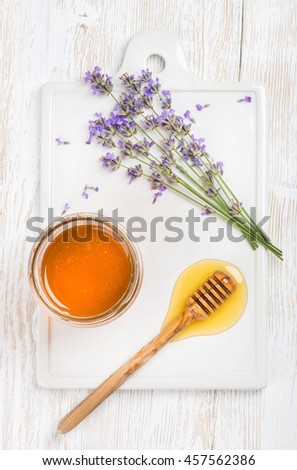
1;0;296;450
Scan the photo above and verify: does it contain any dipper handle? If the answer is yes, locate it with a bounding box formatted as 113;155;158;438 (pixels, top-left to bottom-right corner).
58;271;236;434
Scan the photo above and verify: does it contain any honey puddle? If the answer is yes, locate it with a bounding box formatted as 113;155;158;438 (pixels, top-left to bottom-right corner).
162;259;247;341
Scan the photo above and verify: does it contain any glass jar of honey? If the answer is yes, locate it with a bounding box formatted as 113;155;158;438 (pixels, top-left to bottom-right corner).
28;213;143;326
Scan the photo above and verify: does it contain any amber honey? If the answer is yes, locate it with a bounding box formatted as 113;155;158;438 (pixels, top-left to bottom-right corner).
162;259;247;341
41;224;132;318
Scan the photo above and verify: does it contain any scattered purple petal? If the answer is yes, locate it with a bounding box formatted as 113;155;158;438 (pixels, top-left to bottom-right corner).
237;96;252;103
153;188;166;204
56;137;70;145
81;185;99;199
62;202;70;215
196;104;210;111
84;185;99;192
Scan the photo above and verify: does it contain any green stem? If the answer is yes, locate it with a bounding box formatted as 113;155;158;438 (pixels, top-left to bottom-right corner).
202;151;272;240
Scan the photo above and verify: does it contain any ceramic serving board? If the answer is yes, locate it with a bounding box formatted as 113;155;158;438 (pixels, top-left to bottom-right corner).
38;30;267;389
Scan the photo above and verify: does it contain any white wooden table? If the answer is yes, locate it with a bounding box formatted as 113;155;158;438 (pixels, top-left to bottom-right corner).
1;0;296;450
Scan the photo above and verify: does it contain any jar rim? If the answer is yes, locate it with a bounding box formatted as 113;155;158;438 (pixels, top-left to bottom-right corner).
28;212;143;327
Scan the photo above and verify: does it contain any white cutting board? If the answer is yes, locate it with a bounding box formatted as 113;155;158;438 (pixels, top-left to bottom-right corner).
38;29;267;389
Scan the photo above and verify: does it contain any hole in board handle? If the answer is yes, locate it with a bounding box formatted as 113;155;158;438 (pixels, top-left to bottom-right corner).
146;54;165;73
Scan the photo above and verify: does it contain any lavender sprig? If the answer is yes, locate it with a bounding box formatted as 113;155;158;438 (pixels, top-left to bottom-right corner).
84;67;282;259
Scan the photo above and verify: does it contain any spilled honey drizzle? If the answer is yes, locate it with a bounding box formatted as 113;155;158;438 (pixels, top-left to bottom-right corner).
162;259;247;341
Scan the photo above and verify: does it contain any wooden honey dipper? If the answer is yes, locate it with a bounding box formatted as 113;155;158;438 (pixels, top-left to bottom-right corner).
58;270;236;434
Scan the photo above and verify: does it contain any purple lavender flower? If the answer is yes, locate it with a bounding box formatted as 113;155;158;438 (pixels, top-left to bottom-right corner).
149;172;167;191
207;185;220;197
144;78;161;95
138;69;152;82
134;138;154;156
171;115;183;134
161;153;176;168
127;164;143;183
103;118;117;136
190;134;206;151
178;139;192;162
228;199;243;214
158;109;179;133
119;73;135;87
158;110;190;136
181;138;205;166
62;202;70;215
119;73;142;94
214;161;224;175
149;160;161;174
97;134;115;148
132;98;144;115
84;70;92;82
237;96;252;103
120;94;144;115
162;134;176;151
192;157;203;167
119;92;134;112
208;160;224;176
56;137;70;145
86;115;106;144
183;110;195;123
201;171;214;188
84;66;113;95
82;190;89;199
118;119;137;138
101;152;121;170
108;112;126;131
180;120;192;136
118;139;134;157
201;206;215;216
159;90;172;109
142;89;153;108
143;114;158;130
157;109;171;126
